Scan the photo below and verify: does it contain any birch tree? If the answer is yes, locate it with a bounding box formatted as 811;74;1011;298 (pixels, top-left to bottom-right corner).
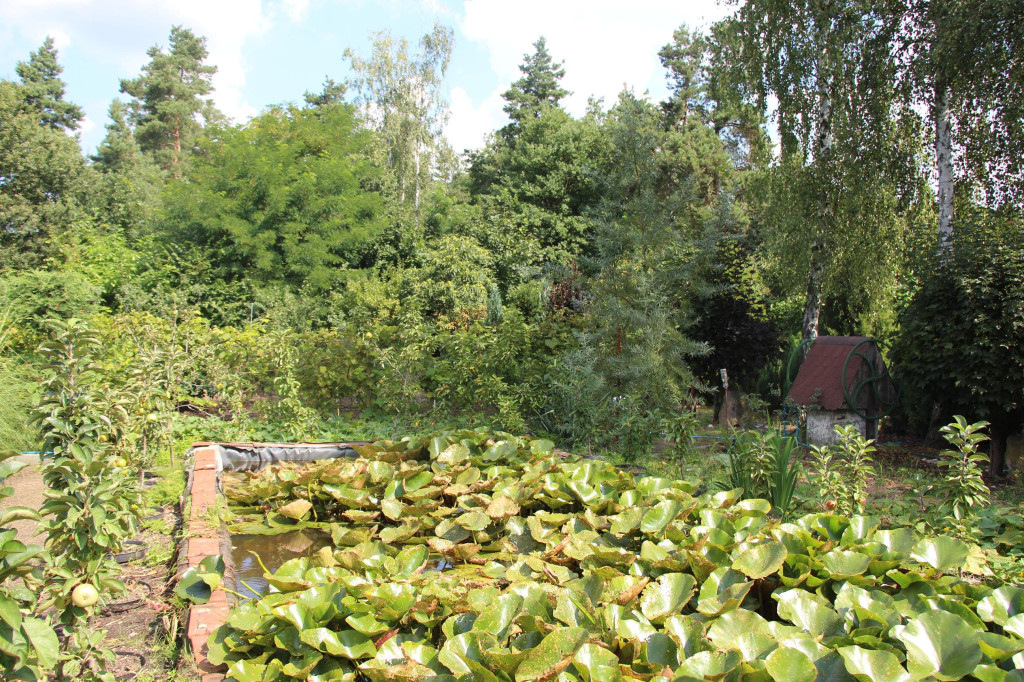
735;0;927;343
344;23;454;218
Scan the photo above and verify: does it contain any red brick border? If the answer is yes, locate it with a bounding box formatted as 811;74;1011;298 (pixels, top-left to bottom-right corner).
183;445;228;681
180;442;366;680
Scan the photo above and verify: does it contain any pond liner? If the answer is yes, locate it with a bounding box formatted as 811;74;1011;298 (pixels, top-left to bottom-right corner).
216;442;367;472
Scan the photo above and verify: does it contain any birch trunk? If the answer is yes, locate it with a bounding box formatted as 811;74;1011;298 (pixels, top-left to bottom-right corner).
802;57;833;349
935;79;954;252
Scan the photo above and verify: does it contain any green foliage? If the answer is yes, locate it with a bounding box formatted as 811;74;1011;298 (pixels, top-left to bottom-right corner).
0;269;100;349
15;36;83;132
501;36;569;126
0;451;59;681
894;210;1024;474
212;430;1021;681
344;23;454;215
119;25;220;175
934;416;991;530
411;234;492;318
724;430;801;517
0;79;87;268
582;93;709;415
159;103;384;293
809;425;875;516
467;104;607;269
33;319;141;679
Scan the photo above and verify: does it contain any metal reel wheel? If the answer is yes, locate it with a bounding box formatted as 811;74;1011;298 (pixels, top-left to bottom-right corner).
842;338;901;420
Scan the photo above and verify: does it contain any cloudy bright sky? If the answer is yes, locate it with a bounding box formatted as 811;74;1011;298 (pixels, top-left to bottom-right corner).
0;0;734;155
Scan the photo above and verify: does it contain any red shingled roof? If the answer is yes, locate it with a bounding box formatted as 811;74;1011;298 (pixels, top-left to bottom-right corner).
787;336;873;410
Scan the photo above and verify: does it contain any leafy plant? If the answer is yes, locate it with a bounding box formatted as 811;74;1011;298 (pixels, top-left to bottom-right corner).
33;318;141;680
660;409;699;478
809;424;875;515
725;429;801;517
934;415;991;531
0;450;59;680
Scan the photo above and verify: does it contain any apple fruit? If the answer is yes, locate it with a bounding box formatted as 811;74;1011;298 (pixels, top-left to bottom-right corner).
71;583;99;608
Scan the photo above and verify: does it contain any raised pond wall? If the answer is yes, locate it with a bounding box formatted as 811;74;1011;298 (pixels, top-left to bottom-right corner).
179;442;365;681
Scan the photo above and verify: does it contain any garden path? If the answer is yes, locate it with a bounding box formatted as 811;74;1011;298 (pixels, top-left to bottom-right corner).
0;455;46;544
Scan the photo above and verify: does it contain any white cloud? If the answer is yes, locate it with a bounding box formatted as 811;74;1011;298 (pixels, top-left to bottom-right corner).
458;0;733;120
448;84;504;153
0;0;277;125
276;0;311;22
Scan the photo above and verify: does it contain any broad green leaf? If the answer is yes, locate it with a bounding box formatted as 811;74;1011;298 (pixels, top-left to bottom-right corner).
640;499;684;534
278;499;313;520
766;646;817;682
909;536;969;571
513;627;588;681
837;645;910;682
774;588;843;636
732;540;788;579
697;567;753;617
473;593;523;640
895;609;981;681
300;628;377;660
977;586;1024;626
674;650;742;680
639;573;697;623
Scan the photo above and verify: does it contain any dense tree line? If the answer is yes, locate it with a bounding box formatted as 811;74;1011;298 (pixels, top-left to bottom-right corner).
1;3;1022;469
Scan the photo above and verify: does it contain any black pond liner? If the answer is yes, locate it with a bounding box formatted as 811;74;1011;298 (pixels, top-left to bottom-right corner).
102;580;154;615
109;539;147;564
112;650;146;680
144;506;165;521
219;442;364;473
212;442;371;599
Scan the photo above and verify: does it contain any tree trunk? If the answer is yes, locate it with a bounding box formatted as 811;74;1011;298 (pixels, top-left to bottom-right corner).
935;78;954;253
801;238;825;347
802;53;833;349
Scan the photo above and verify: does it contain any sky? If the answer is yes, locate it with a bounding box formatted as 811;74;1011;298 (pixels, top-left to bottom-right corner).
0;0;734;156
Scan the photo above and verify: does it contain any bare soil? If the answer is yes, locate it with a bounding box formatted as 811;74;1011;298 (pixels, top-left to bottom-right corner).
0;457;46;544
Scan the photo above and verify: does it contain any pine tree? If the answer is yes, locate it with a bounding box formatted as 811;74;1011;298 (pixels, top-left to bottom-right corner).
92;100;138;172
120;26;219;177
15;36;83;132
502;37;569;125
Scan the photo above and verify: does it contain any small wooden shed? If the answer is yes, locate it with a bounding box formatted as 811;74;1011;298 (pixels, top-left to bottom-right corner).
787;336;896;445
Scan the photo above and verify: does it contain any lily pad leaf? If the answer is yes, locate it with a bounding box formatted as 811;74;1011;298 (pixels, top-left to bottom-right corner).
300;627;377;660
909;536;969;571
732;540;788;579
513;627;588;681
278;499;313;520
894;609;981;681
175;554;224;604
640;573;697;623
774;588;843;637
977;586;1024;626
766;646;818;682
837;645;910;682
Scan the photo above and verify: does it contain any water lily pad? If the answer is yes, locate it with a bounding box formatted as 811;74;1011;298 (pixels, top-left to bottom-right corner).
732;540;787;579
766;646;817;682
977;586;1024;626
278;499;313;520
639;573;697;623
774;588;843;637
837;645;910;682
894;609;981;681
513;627;588;681
909;536;969;571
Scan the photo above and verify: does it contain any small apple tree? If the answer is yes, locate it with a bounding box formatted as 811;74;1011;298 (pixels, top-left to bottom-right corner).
33;319;141;680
